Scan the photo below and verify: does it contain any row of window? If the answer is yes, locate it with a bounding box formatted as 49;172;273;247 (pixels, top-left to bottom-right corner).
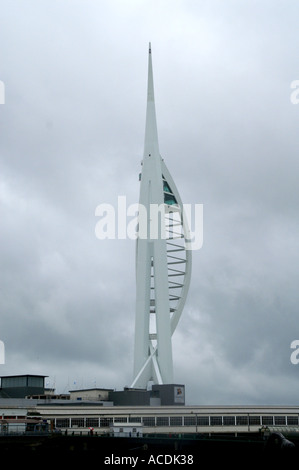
54;415;299;428
0;416;26;420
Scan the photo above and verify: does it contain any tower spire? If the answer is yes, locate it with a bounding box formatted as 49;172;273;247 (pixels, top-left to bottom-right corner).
144;42;159;159
131;45;192;389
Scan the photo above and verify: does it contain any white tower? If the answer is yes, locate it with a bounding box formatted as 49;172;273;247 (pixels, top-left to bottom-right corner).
131;44;192;388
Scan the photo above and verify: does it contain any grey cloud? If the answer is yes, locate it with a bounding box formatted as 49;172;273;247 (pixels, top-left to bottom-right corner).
1;0;299;404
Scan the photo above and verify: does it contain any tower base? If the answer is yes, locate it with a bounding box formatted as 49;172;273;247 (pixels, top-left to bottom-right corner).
109;384;185;407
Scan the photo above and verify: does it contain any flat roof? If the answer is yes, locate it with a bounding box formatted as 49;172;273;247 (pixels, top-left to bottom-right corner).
69;388;114;392
0;374;48;378
34;403;299;414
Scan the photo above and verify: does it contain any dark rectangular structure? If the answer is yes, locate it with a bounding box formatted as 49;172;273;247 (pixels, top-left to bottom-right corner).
0;374;46;398
109;384;185;406
109;388;151;406
152;384;185;406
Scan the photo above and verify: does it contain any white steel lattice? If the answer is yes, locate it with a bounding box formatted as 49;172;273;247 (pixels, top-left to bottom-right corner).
131;44;191;388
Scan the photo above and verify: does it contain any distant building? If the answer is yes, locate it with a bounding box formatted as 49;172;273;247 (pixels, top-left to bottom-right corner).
69;388;113;403
0;375;47;398
109;384;185;407
0;375;298;439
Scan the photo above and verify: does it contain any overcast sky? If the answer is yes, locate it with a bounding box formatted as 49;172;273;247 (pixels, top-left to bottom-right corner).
1;0;299;405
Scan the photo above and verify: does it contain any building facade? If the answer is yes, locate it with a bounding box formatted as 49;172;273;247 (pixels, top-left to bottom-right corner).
31;403;299;437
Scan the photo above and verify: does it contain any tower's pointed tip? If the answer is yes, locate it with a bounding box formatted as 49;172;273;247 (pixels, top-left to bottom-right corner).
149;42;151;54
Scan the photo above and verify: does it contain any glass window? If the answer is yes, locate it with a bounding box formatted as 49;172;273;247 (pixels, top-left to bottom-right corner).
223;416;235;426
274;416;286;425
56;418;69;428
236;416;248;426
86;418;99;428
249;416;261;425
210;416;222;426
197;417;209;426
156;417;169;426
184;416;196;426
2;376;27;388
129;417;141;423
143;417;155;426
115;417;127;423
71;418;84;427
28;376;43;387
262;416;274;425
287;416;299;425
164;194;177;205
170;417;183;426
163;181;172;193
100;418;113;427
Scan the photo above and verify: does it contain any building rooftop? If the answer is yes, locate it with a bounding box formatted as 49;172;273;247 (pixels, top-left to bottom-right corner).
68;388;113;392
0;374;48;378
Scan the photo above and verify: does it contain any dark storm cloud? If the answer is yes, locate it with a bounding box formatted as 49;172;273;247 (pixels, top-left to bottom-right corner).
0;0;299;403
